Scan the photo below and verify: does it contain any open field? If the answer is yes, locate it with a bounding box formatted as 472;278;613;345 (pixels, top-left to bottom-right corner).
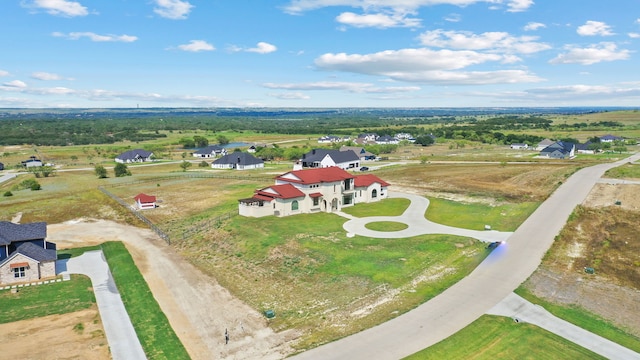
1;110;639;358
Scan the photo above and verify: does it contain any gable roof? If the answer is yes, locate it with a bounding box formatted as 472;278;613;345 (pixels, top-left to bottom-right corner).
537;138;555;147
599;134;623;141
277;166;354;185
0;221;47;246
540;141;575;156
213;152;263;165
193;145;226;155
134;193;156;203
14;242;57;262
256;184;305;200
354;174;390;188
302;149;359;164
116;149;153;161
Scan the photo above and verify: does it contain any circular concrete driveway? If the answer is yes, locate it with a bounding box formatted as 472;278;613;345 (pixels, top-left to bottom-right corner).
340;192;512;243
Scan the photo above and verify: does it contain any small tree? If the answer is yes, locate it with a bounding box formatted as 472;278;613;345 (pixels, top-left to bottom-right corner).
216;135;230;145
180;160;192;172
114;163;131;177
95;164;108;178
415;135;435;146
198;161;209;168
3;191;12;197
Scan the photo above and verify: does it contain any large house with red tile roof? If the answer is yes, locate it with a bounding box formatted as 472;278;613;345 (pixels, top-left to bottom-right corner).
238;166;390;217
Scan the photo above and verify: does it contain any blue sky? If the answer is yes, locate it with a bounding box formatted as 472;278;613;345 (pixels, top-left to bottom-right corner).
1;0;639;108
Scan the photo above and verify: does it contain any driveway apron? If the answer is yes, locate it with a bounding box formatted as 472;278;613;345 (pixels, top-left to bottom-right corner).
57;250;147;360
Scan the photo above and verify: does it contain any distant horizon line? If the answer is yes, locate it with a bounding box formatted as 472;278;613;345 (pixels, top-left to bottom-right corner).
0;106;637;110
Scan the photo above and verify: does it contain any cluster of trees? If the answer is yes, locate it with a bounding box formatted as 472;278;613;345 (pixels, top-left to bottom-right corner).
94;163;131;179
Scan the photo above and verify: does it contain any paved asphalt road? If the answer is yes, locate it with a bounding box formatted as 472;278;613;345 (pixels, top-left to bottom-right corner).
292;153;640;360
57;251;147;360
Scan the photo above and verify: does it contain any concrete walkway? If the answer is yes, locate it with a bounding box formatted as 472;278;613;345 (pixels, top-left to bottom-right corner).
56;250;147;360
488;293;640;360
339;192;512;243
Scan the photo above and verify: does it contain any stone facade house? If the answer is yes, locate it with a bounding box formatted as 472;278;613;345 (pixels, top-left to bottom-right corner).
0;222;57;285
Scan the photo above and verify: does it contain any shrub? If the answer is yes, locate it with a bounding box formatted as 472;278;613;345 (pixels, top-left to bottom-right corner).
3;191;12;197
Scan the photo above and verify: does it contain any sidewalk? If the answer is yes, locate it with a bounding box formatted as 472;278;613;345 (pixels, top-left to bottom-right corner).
487;293;640;360
56;250;147;360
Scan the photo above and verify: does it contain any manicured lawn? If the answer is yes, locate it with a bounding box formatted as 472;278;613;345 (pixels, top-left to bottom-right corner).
0;275;95;323
425;197;539;232
515;286;640;353
365;221;408;231
341;198;410;217
101;241;190;360
404;315;606;360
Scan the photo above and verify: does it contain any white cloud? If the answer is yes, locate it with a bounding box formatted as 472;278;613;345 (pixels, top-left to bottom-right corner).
336;11;421;28
31;72;63;81
314;48;543;85
153;0;193;20
577;21;614;36
268;92;311;100
629;33;640;39
246;42;278;54
52;32;138;42
444;13;461;23
524;22;545;31
24;0;89;17
550;42;630;65
506;0;533;12
524;84;640;101
284;0;534;15
177;40;215;52
0;70;9;77
263;81;420;93
418;29;551;54
2;80;28;88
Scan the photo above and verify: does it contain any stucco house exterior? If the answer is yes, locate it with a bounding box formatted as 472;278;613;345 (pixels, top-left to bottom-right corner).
115;149;154;163
134;193;157;210
510;143;529;150
212;152;264;170
238;166;390;217
0;221;57;286
192;145;228;158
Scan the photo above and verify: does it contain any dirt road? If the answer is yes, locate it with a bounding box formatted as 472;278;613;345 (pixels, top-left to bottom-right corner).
48;218;294;360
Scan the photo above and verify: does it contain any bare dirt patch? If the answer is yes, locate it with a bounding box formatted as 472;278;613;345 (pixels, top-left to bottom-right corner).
0;307;109;359
523;182;640;337
48;219;295;360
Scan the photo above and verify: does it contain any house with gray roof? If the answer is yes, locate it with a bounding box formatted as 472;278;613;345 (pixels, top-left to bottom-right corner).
115;149;154;163
212;152;264;170
192;145;228;158
539;141;575;159
0;221;57;285
599;134;624;143
296;149;360;170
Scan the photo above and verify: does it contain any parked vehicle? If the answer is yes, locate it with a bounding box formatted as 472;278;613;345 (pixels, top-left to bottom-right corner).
360;166;369;171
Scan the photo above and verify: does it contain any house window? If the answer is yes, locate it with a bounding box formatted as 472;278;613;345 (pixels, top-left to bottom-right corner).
313;197;319;206
292;200;299;211
372;189;378;198
13;267;26;278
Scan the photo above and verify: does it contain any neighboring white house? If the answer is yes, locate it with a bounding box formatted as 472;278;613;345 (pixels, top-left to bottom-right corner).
115;149;154;163
599;134;624;143
22;156;43;168
134;193;157;210
0;221;57;286
295;149;360;170
212;152;264;170
510;143;529;150
192;145;227;158
238;166;390;217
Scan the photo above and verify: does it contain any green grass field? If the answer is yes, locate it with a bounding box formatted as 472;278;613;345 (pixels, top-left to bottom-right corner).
404;315;606;360
0;275;95;323
425;197;539;232
101;241;190;360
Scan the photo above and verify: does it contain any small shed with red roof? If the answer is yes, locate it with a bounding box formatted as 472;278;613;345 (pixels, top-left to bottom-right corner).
134;193;157;210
